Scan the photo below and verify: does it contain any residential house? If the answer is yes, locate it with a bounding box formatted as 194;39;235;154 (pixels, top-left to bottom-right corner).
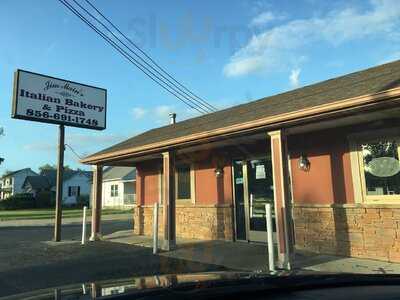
101;166;136;208
0;168;38;200
82;60;400;266
23;170;92;205
22;175;51;197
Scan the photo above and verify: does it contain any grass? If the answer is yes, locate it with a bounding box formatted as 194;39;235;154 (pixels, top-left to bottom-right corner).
0;208;132;221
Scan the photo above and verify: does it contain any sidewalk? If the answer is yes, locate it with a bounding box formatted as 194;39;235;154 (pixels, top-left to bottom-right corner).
0;213;132;227
103;230;400;274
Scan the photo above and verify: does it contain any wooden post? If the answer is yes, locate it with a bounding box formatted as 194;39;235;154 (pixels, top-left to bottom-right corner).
162;151;176;250
54;124;65;242
268;130;293;269
90;165;103;241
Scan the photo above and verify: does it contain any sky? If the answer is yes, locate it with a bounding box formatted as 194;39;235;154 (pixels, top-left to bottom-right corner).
1;0;400;174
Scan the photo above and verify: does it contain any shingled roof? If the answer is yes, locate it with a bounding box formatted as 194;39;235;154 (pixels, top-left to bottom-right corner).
83;60;400;162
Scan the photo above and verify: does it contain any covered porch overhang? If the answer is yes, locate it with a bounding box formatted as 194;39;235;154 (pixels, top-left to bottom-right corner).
83;91;400;269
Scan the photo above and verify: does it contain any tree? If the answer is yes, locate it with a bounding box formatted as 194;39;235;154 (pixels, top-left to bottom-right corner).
39;164;72;175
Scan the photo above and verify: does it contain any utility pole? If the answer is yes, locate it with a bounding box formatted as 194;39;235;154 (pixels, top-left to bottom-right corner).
54;125;65;242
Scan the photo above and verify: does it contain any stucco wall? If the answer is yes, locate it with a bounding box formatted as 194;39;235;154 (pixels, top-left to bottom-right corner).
288;129;354;205
136;160;160;206
134;151;234;240
195;153;233;205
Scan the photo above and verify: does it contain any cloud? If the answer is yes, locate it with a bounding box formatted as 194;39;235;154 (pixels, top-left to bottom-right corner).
250;11;285;27
223;56;266;77
24;133;125;157
289;68;301;88
131;107;147;119
23;143;56;152
66;133;125;148
224;0;400;77
154;105;173;118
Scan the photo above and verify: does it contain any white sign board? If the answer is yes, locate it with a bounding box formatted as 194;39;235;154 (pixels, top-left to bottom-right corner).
366;157;400;178
12;69;107;130
255;164;266;179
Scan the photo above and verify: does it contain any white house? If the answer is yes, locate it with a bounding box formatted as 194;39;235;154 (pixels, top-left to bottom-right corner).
61;171;92;205
0;168;38;200
102;167;136;208
36;169;92;205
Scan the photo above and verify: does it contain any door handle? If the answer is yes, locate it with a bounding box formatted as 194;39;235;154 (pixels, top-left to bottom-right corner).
250;193;253;217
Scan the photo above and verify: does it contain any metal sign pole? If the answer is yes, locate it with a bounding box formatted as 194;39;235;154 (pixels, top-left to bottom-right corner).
54;124;65;242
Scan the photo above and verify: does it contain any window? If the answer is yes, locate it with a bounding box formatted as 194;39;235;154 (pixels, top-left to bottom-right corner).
68;186;80;197
176;164;191;200
357;137;400;202
111;184;119;197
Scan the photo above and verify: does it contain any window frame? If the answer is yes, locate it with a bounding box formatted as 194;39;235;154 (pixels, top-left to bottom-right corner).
174;163;196;203
349;129;400;204
110;184;119;197
68;186;80;197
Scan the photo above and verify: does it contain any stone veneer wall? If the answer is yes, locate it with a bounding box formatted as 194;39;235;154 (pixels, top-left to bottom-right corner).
294;204;400;262
133;204;234;240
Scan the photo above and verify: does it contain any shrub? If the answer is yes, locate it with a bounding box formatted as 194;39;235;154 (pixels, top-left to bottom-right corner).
35;191;55;208
0;193;35;210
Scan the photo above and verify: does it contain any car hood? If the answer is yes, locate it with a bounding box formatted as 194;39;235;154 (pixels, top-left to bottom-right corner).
0;271;300;299
3;271;400;300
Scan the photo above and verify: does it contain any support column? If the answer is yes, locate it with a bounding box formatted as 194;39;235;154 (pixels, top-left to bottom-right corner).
162;151;176;250
90;165;103;241
268;130;294;269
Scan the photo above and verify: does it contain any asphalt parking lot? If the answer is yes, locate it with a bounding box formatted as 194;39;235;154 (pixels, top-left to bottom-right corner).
0;220;225;297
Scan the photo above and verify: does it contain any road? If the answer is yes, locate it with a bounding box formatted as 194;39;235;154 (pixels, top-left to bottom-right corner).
0;220;225;297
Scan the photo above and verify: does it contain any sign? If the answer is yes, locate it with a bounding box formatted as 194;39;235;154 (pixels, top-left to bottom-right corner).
255;164;266;179
12;69;107;130
366;157;400;178
235;177;243;184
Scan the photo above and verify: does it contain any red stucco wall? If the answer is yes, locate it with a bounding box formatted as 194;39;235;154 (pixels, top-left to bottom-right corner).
135;151;233;206
136;160;160;206
195;155;232;205
288;129;354;205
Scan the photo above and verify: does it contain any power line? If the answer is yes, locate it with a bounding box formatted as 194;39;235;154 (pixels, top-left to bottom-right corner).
57;0;215;114
70;0;214;114
65;143;83;159
58;0;208;115
82;0;218;112
75;0;217;113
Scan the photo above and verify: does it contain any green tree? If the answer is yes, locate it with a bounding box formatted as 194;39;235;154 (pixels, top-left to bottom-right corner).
39;164;73;175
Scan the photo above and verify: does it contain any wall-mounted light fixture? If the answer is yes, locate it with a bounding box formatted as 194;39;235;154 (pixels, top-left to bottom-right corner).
215;167;224;177
298;154;310;171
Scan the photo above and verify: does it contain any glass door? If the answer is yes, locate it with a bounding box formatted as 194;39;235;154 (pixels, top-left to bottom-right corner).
233;157;276;243
233;160;247;240
246;158;276;242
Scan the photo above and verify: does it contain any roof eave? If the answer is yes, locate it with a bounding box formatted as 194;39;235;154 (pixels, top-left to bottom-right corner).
81;87;400;165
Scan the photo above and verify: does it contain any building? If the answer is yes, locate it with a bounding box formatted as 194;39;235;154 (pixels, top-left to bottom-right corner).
101;166;136;208
23;170;92;205
82;60;400;266
22;175;51;197
0;168;38;199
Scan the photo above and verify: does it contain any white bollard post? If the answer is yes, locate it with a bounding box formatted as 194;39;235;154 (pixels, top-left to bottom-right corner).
153;202;159;254
265;203;275;272
81;206;87;245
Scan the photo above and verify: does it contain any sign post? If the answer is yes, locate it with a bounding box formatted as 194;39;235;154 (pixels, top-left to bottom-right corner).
54;124;65;242
12;69;107;242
